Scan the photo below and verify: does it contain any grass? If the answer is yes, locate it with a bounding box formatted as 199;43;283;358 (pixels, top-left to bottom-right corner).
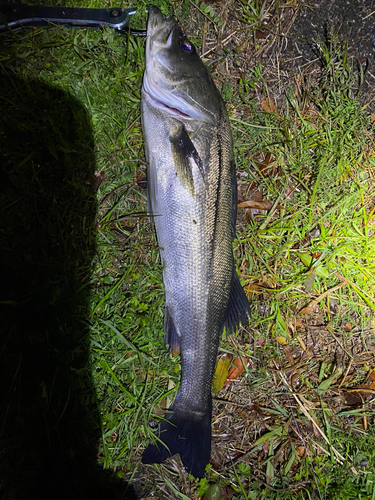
0;1;374;499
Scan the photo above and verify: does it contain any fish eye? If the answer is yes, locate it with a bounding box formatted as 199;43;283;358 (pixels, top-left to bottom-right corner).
180;39;194;53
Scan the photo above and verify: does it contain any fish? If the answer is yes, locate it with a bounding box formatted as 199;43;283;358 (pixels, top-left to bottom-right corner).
141;6;250;478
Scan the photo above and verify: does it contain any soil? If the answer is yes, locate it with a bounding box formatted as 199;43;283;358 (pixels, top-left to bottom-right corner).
280;0;375;111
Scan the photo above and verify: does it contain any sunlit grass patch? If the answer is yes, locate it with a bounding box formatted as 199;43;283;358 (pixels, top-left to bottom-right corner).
207;26;375;500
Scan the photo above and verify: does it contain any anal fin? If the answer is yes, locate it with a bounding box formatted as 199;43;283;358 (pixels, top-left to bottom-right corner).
223;267;251;335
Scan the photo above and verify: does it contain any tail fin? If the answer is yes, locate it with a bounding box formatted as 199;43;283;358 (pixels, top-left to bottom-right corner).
142;403;212;478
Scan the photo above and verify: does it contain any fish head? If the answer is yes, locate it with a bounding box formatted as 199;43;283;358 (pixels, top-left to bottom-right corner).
142;6;222;128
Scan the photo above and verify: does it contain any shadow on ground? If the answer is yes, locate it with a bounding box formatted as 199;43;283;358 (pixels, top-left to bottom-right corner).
0;73;136;499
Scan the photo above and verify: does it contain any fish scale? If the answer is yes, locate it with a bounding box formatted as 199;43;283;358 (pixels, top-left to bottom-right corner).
141;6;250;478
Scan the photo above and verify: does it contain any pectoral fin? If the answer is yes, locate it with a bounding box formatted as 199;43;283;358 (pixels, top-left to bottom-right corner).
170;125;204;193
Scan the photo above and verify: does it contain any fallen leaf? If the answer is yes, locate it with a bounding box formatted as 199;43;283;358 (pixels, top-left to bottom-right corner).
295;446;306;457
238;199;274;210
285;181;295;200
254;153;275;176
343;378;375;405
85;170;106;192
255;30;266;39
249;188;263;201
214;353;232;393
244;282;262;296
300;278;348;314
261;97;278;113
202;485;223;500
275;336;287;345
209;456;221;469
225;450;245;461
343;391;366;406
224;355;249;386
136;179;147;189
235;39;249;54
110;430;119;443
300;302;317;315
296;336;307;351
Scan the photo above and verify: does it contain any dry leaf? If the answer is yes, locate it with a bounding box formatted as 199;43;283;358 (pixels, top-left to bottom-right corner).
244;282;262;293
250;189;263;201
235;39;249;54
110;430;119;443
85;170;106;192
299;302;318;315
224;356;249;386
214;353;232;393
293;228;321;249
261;97;278;113
295;446;306;457
254;153;274;175
209;454;222;469
343;392;365;406
202;484;226;500
238;199;274;210
275;336;287;345
296;335;307;351
255;30;266;39
343;385;375;406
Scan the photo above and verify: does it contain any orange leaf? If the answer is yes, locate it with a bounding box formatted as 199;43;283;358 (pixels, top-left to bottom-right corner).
224;356;249;386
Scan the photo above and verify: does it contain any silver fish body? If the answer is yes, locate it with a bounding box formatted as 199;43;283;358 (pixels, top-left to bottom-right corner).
141;6;250;478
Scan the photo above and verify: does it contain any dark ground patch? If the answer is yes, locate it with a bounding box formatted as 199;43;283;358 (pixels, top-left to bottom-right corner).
280;0;375;111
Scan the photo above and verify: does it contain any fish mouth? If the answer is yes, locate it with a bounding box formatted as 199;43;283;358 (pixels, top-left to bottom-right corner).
142;72;199;121
147;5;165;35
142;87;193;120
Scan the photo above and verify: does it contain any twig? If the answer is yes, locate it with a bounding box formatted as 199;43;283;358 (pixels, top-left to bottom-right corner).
202;29;239;58
300;278;348;314
279;372;345;464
